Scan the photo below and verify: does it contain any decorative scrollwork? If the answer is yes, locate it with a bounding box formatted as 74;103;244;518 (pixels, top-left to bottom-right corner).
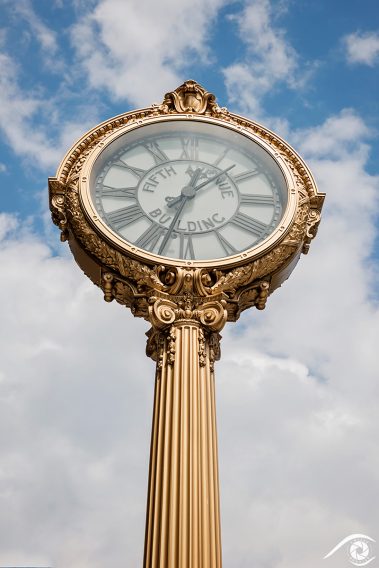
230;280;270;317
145;296;226;365
148;296;227;334
65;187;166;292
209;333;222;372
198;300;228;332
161;266;213;297
148;297;177;330
112;280;142;313
211;243;294;295
167;327;176;365
49;180;68;241
146;328;165;367
48;79;324;332
303;209;322;254
102;272;114;302
256;281;270;310
198;328;206;367
211;197;311;296
160;80;220;115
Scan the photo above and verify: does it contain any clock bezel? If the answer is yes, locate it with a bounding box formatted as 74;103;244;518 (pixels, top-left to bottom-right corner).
78;114;298;269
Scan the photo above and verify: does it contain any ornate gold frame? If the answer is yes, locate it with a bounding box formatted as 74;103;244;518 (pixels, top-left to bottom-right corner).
79;114;298;269
49;80;324;321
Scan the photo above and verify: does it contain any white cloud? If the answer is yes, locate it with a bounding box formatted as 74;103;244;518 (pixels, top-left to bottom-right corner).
217;351;376;568
222;0;304;123
0;212;17;239
1;106;379;567
0;51;98;170
0;214;153;566
0;1;378;563
344;30;379;66
12;0;58;54
294;109;372;160
217;110;379;566
70;0;227;106
1;0;66;73
0;51;56;168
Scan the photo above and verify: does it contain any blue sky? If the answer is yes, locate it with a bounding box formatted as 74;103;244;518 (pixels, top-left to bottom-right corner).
0;1;378;567
1;0;378;219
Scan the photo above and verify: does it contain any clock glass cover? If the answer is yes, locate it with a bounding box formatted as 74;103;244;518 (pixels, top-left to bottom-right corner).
89;120;288;261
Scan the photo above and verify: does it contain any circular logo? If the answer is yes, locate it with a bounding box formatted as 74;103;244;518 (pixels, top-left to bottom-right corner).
349;539;372;565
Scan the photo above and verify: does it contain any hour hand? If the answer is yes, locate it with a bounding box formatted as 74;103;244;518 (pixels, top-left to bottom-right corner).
165;195;180;206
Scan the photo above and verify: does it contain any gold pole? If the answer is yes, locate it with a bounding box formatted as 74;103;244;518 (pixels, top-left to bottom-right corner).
144;304;225;568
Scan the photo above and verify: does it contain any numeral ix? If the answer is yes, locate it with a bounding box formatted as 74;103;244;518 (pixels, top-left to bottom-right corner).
101;185;137;199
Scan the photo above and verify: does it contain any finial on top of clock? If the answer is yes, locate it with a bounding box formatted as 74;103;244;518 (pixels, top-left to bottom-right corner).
160;80;224;115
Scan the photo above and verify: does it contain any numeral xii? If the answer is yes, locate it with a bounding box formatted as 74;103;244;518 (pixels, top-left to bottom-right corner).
180;136;198;161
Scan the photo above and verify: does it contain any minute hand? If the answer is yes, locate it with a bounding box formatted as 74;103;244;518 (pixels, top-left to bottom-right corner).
158;168;203;255
167;164;236;208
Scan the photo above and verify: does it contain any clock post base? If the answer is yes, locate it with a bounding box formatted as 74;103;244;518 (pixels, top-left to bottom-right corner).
144;319;223;568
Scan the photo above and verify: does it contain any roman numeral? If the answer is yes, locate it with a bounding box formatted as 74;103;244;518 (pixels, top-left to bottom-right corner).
240;193;274;206
180;136;198;161
213;147;230;167
233;169;260;183
215;231;237;256
135;224;163;251
113;160;146;178
101;185;137;199
179;233;195;260
107;204;144;229
144;141;169;164
231;212;268;236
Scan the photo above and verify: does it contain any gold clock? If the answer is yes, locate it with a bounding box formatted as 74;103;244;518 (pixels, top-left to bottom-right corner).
49;81;324;320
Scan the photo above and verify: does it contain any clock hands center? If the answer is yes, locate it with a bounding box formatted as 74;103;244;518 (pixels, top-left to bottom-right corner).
166;164;236;209
158;168;203;256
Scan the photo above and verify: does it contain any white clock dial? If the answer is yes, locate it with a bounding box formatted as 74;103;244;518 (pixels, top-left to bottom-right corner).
90;120;288;261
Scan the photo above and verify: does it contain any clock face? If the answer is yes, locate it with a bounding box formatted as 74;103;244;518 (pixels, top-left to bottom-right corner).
89;120;288;261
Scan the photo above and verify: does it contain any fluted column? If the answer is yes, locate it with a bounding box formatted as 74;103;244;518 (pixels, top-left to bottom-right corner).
144;298;226;568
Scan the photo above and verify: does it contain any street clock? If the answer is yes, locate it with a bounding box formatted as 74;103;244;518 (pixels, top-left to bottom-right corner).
49;81;324;568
